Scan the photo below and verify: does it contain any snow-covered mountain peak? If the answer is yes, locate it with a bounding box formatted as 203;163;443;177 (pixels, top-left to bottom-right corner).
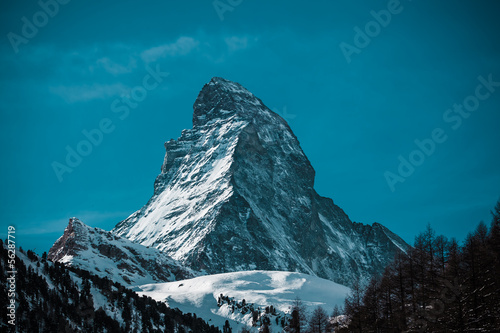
49;218;197;286
112;77;410;286
48;217;91;259
192;77;271;127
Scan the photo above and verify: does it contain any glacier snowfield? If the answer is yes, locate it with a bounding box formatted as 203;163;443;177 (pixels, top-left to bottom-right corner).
136;270;350;331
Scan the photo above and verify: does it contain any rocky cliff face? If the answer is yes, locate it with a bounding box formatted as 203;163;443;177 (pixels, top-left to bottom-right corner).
112;77;409;286
48;218;195;286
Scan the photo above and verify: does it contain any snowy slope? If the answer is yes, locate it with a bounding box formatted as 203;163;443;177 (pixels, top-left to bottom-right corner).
112;114;248;258
136;270;351;332
2;244;219;333
112;77;410;286
48;218;196;287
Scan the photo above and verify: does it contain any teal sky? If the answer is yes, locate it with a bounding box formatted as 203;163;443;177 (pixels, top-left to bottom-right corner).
1;0;499;254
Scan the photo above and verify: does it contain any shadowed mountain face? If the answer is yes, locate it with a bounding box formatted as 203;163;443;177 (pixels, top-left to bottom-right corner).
111;77;409;286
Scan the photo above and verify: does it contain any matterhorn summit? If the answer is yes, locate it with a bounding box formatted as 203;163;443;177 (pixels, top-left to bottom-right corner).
107;77;408;286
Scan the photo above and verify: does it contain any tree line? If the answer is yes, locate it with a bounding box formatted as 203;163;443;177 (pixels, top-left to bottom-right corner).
0;243;221;333
342;200;500;332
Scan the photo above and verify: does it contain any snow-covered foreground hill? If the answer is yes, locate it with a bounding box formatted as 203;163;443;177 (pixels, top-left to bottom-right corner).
136;270;350;331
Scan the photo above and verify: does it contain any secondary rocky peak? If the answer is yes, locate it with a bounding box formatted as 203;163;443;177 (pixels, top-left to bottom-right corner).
192;77;265;126
49;218;196;286
47;218;87;262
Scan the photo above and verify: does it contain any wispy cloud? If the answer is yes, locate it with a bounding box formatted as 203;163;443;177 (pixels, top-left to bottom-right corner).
96;56;137;75
4;34;260;104
141;36;199;63
49;83;129;103
224;36;253;52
